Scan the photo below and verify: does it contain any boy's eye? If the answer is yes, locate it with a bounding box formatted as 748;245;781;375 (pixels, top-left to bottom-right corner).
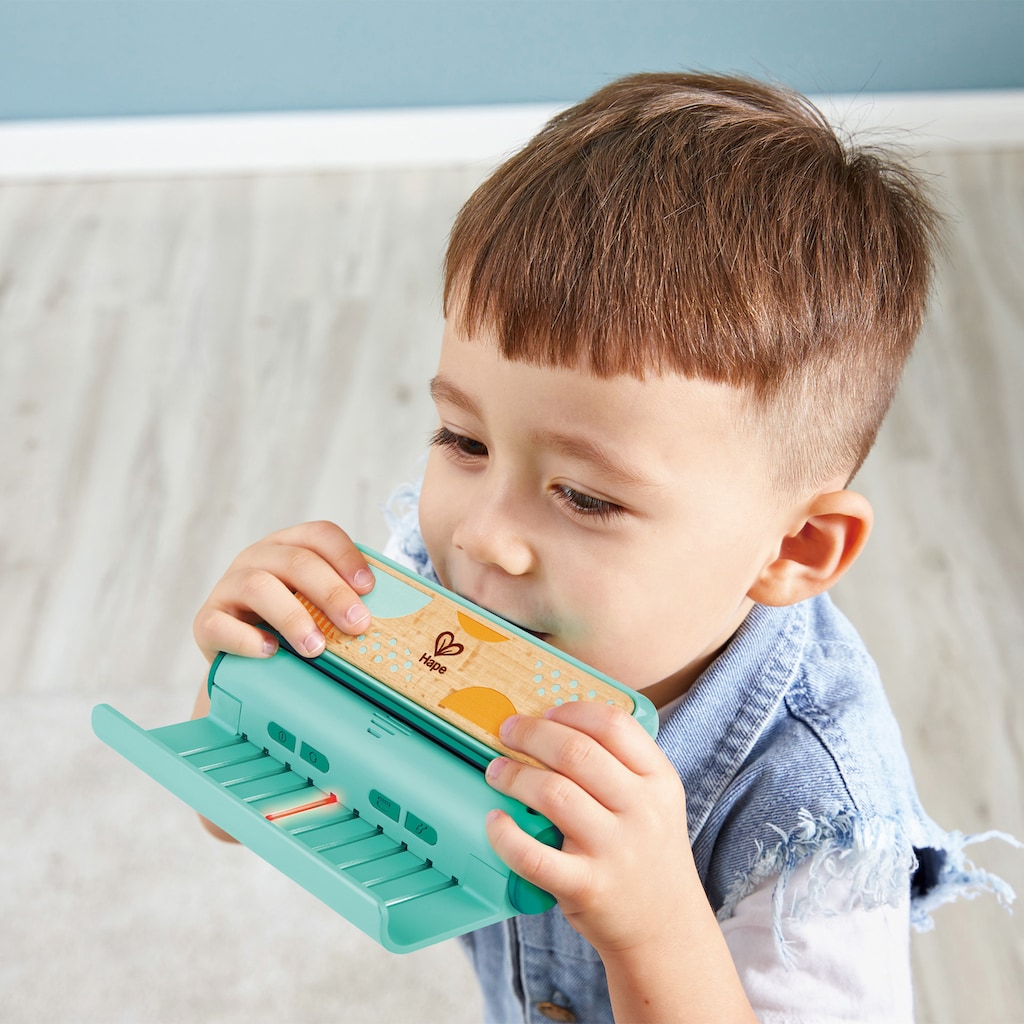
555;485;624;521
430;426;488;459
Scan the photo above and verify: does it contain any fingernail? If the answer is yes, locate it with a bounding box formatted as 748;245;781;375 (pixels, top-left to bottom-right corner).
353;569;374;589
499;716;518;741
486;758;507;781
346;601;370;627
262;637;278;657
303;630;325;656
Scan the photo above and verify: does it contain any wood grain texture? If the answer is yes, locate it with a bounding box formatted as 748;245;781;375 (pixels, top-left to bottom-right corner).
299;553;636;765
1;147;1021;1022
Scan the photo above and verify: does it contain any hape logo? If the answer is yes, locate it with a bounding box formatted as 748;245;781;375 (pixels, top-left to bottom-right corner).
419;631;464;674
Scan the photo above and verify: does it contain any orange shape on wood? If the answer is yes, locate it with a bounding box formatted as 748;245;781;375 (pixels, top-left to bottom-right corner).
439;686;518;738
456;611;510;643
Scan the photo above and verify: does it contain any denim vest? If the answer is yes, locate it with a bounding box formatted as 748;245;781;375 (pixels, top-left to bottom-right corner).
384;494;1017;1024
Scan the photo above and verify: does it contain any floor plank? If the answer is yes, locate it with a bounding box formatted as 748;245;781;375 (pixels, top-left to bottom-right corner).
2;148;1021;1021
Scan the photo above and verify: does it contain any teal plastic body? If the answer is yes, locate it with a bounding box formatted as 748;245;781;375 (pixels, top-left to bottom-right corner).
91;545;658;952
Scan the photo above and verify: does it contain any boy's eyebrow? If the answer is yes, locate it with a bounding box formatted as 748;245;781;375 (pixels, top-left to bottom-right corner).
528;429;655;489
429;376;481;418
429;374;654;490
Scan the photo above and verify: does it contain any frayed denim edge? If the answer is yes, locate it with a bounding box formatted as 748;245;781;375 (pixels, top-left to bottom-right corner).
717;808;1021;965
909;828;1022;932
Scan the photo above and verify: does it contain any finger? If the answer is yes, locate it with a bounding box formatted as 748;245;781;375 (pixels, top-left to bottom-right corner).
192;606;280;662
485;755;610;846
260;521;375;595
485;808;588;902
541;700;667;777
496;714;634;811
233;542;372;635
219;567;334;657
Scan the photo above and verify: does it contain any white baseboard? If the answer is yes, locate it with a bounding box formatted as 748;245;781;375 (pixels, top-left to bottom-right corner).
1;91;1021;181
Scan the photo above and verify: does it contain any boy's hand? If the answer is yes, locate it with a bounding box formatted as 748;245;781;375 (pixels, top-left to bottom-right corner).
484;702;700;956
192;521;375;664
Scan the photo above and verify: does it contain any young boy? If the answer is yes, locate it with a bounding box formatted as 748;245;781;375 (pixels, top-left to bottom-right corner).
192;73;1014;1022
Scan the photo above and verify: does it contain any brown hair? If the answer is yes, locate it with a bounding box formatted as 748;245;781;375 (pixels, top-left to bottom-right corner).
443;72;943;490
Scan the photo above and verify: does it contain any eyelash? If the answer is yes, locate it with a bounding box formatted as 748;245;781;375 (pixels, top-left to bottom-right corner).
429;426;625;522
554;486;625;522
429;426;487;460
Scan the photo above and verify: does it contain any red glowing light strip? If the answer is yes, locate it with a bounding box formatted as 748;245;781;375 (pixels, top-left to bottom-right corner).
265;792;338;821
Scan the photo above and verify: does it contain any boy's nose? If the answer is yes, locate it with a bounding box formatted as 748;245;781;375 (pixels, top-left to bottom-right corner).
451;485;535;577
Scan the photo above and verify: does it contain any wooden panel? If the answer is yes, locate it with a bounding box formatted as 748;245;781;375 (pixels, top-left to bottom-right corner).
299;554;635;765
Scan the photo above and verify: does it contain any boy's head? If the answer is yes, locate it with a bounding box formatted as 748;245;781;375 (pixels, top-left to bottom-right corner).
420;72;942;701
443;72;943;493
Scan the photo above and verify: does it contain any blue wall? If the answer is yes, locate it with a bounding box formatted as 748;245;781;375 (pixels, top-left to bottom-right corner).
2;1;1022;121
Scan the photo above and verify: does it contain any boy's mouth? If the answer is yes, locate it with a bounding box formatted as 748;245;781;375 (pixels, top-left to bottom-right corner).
448;578;552;642
487;612;548;642
516;625;550;642
467;600;549;642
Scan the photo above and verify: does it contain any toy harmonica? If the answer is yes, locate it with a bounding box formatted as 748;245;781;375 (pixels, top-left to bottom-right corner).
92;545;658;952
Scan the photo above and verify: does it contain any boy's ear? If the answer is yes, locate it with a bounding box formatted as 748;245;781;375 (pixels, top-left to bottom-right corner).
748;490;873;607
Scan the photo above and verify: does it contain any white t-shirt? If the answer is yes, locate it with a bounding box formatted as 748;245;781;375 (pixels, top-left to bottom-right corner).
722;861;913;1022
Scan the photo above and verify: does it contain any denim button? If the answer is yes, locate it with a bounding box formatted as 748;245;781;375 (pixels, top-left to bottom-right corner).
535;1002;575;1023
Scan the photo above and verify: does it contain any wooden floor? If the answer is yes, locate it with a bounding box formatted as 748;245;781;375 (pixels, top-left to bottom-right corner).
1;146;1021;1022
